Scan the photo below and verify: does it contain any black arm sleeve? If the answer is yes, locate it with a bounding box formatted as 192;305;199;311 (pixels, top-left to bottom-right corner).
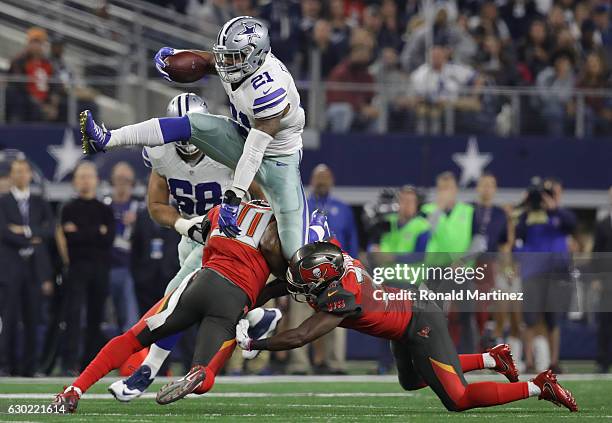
315;282;361;317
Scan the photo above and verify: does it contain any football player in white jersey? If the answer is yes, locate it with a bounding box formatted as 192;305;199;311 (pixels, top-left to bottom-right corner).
80;16;328;262
108;93;281;402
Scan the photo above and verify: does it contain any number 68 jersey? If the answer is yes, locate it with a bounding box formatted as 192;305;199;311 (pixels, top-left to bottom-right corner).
222;53;305;156
143;144;234;219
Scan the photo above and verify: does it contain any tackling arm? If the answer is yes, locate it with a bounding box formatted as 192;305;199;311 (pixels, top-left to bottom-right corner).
251;311;344;351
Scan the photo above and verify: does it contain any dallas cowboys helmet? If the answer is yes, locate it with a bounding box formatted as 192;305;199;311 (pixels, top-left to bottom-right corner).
166;93;208;156
213;16;271;83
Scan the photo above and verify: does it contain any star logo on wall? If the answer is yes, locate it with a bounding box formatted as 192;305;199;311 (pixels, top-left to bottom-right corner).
452;137;493;187
235;23;261;44
47;128;83;181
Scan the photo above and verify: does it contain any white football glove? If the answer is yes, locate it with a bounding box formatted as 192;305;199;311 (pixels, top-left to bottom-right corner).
174;215;207;244
235;319;253;351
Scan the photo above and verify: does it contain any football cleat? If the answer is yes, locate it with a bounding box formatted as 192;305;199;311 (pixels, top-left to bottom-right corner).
51;385;81;413
308;209;332;243
532;369;578;412
108;365;154;402
242;308;283;360
487;343;519;382
156;365;206;405
80;110;110;155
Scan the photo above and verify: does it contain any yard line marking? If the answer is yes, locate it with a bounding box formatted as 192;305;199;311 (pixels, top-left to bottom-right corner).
0;392;414;400
2;373;612;384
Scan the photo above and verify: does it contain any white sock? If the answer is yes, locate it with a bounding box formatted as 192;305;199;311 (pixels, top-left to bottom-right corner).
482;352;496;369
141;344;171;379
527;381;541;397
107;119;164;149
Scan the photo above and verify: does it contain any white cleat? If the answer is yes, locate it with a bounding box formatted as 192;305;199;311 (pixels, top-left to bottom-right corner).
242;308;282;359
108;365;153;402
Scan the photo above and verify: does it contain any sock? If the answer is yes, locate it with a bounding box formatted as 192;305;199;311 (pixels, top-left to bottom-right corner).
308;225;327;243
73;331;142;394
455;381;530;411
527;381;541;397
482;352;497;369
459;354;485;372
193;340;237;395
106;116;190;149
141;343;172;379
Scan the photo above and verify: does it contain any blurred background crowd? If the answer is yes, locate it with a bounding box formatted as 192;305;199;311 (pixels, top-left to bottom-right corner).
0;0;611;379
2;0;612;136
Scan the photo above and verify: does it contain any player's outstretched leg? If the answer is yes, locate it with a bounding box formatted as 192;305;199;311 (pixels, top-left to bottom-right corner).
80;110;191;155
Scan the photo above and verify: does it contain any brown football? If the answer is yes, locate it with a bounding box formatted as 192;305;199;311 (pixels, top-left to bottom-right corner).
164;51;214;83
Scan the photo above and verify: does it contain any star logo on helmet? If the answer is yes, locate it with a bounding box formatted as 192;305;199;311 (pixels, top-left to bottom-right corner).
235;22;261;44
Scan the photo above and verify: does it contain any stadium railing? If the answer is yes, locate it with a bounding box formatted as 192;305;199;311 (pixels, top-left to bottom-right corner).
0;74;611;139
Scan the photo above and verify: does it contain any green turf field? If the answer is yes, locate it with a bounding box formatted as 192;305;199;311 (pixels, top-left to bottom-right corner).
0;376;609;422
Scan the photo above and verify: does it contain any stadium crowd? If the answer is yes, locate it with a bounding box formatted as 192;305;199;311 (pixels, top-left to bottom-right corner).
0;152;611;378
3;0;612;136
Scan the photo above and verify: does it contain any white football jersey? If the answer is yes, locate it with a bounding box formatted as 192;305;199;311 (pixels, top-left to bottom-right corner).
143;144;234;219
221;53;305;155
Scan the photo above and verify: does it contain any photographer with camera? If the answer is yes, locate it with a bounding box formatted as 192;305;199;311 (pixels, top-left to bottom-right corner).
514;177;576;373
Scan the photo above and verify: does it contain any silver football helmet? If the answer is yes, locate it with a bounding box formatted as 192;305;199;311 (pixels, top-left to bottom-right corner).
166;92;208;156
213;16;271;83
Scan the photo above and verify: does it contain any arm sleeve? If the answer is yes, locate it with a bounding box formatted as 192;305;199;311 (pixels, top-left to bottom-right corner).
315;283;361;317
231;128;273;194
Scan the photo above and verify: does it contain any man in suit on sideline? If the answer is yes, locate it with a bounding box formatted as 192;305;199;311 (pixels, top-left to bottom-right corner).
0;158;54;376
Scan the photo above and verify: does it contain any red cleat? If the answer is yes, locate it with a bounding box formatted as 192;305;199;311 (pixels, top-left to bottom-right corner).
51;386;81;413
487;343;519;382
532;370;578;412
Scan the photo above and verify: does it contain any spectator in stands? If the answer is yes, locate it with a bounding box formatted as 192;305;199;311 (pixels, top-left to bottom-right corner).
547;4;568;36
300;19;342;79
593;3;612;64
232;0;256;17
575;52;612;137
327;0;352;56
326;28;378;133
7;27;59;123
106;162;140;332
146;0;187;14
592;186;612;374
198;0;233;29
500;0;542;41
474;34;522;86
518;19;552;82
410;37;483;135
370;47;413;132
535;49;575;136
58;162;114;374
378;0;403;51
259;0;302;67
515;178;576;373
553;28;580;65
400;6;477;72
0;158;54;376
130;207;180;315
468;0;512;45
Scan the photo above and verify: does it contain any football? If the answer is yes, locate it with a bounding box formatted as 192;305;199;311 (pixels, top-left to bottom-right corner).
164;51;214;83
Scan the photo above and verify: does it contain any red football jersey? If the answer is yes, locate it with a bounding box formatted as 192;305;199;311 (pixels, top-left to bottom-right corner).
203;202;275;306
309;254;413;341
